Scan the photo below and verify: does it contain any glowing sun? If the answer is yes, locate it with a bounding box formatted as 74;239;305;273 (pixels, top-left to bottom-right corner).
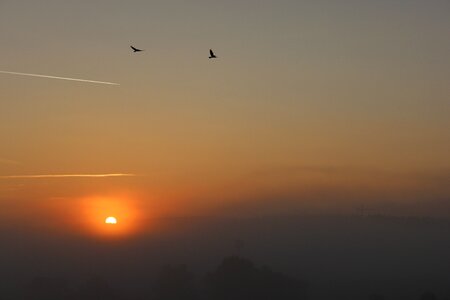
105;216;117;224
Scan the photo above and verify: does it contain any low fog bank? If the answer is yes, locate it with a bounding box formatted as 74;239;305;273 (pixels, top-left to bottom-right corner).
1;214;450;299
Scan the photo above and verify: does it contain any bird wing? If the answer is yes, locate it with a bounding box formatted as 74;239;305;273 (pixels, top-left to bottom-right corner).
210;49;215;56
131;46;141;51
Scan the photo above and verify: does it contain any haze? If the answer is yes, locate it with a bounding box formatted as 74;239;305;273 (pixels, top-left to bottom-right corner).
0;1;449;299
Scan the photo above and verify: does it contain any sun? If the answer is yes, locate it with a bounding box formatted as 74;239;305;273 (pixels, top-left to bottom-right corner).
105;216;117;224
80;195;143;237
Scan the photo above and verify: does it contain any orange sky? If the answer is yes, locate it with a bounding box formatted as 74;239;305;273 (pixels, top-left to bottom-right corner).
0;0;449;238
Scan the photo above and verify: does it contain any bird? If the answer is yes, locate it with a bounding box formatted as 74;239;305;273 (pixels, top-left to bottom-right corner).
209;49;217;59
130;45;143;52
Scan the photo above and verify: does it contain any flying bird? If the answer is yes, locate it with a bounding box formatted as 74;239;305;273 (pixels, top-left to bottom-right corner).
209;49;217;59
130;45;143;52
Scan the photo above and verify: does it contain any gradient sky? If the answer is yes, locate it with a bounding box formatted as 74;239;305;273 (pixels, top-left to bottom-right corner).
0;0;449;236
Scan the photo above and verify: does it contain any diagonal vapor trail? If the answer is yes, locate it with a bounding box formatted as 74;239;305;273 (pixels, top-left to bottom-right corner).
0;70;120;86
0;174;136;179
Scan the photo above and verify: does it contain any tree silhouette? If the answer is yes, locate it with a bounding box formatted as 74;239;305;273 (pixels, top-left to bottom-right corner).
420;291;437;300
368;293;385;300
152;264;198;300
78;276;120;300
24;277;74;300
205;256;307;300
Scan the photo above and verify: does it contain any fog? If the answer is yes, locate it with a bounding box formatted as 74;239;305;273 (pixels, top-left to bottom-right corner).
1;214;449;299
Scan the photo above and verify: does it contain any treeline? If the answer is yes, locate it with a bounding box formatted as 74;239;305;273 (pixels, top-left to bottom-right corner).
15;256;447;300
21;256;307;300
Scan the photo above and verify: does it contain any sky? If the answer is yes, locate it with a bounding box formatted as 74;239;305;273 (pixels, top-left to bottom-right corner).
0;0;449;237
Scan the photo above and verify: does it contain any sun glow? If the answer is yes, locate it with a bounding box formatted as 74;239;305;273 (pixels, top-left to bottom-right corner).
80;195;142;238
105;216;117;224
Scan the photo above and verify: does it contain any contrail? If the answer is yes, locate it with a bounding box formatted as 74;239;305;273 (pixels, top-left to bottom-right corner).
0;158;21;165
0;70;120;86
0;174;136;179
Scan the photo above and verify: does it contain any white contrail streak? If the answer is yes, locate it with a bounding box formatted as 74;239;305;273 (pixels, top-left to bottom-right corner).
0;70;120;86
0;158;21;165
0;174;136;179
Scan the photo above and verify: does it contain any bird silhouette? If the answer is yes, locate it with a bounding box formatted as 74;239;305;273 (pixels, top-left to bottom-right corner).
209;49;217;59
130;45;143;52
